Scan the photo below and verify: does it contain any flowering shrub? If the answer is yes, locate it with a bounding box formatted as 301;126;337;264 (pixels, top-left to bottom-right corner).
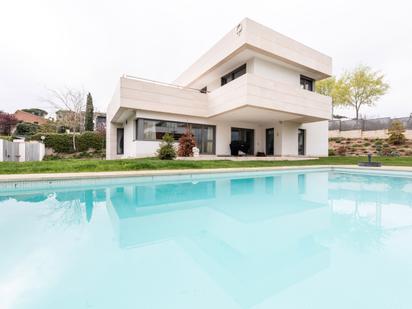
0;112;18;135
177;128;196;157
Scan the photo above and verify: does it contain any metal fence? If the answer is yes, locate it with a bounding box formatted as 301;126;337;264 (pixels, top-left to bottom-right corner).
329;117;412;131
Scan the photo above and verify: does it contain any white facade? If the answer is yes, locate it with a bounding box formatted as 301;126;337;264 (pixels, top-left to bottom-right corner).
106;18;332;159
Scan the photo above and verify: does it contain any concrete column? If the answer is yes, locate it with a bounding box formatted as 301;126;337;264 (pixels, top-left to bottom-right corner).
106;122;118;160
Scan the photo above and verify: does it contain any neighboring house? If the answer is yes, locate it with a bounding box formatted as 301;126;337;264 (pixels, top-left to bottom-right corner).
56;110;106;131
94;113;106;130
14;110;48;125
106;18;332;159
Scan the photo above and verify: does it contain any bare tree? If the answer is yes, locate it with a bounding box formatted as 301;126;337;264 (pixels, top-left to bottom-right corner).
43;87;86;151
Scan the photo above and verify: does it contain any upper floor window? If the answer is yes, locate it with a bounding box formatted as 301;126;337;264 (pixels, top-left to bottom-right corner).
221;64;246;86
300;75;314;91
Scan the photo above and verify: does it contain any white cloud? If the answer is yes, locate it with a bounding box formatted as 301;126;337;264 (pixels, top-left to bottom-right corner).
0;0;411;117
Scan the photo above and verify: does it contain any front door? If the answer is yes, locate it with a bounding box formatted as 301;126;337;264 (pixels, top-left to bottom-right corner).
266;128;274;155
298;129;305;155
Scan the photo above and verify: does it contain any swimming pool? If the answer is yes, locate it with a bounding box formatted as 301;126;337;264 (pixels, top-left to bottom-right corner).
1;168;412;309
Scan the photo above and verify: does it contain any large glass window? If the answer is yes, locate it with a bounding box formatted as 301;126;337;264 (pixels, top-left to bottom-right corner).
136;119;215;154
143;120;156;140
221;64;247;86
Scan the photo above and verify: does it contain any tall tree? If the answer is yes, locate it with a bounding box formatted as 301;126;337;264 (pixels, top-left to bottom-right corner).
84;93;94;131
340;65;389;119
316;76;348;119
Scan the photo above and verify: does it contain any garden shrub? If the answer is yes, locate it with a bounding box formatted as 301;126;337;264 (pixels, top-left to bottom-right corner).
379;146;392;156
328;148;335;156
177;128;196;157
336;146;347;156
76;132;105;152
388;120;406;145
31;133;73;152
329;137;343;143
38;122;58;133
14;122;39;137
374;139;383;146
157;133;176;160
31;132;105;153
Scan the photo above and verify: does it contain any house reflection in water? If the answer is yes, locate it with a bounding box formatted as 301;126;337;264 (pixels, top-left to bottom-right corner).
328;172;412;250
106;172;331;307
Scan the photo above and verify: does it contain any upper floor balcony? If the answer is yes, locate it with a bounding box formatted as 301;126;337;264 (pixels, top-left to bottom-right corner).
109;73;331;124
207;73;331;122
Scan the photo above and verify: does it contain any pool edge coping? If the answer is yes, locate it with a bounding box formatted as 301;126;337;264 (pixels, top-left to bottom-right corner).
1;165;412;183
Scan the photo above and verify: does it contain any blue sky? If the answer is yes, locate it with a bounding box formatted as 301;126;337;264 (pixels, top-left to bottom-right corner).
0;0;411;118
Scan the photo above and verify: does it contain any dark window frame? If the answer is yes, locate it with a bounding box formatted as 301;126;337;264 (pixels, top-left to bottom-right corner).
135;118;216;154
298;128;306;155
230;127;255;155
300;75;314;92
221;64;247;86
116;128;124;155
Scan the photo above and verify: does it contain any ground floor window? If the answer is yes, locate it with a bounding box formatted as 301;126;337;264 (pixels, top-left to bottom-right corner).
136;118;215;154
139;119;186;140
117;128;124;155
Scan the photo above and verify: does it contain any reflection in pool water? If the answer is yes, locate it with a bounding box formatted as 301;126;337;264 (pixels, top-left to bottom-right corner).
0;171;412;309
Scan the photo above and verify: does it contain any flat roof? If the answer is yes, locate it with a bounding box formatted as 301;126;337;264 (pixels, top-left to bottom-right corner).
174;18;332;87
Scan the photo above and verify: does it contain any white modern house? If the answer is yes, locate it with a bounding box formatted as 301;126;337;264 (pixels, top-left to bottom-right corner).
106;18;332;159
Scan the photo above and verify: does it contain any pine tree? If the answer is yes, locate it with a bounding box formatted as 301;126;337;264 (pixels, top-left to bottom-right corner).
84;92;94;131
157;133;176;160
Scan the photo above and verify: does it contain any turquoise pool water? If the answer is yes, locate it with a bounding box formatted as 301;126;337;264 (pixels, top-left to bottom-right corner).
1;169;412;309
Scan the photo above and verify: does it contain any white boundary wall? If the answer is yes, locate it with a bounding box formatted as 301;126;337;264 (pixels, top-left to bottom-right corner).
0;140;45;162
329;129;412;139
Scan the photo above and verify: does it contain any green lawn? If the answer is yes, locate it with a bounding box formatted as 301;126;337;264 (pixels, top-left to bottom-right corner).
1;156;412;175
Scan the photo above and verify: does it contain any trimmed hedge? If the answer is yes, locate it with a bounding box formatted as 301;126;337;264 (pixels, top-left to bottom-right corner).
77;132;105;152
31;132;105;153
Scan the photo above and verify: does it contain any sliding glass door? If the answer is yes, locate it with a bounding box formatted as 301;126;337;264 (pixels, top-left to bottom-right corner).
231;127;254;155
191;124;215;154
